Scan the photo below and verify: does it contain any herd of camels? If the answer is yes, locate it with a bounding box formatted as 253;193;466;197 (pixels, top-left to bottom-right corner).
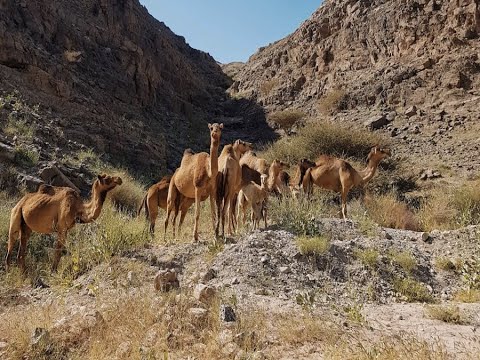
5;123;390;272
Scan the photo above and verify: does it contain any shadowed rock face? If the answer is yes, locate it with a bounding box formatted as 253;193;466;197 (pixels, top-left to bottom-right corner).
0;0;275;176
231;0;480;172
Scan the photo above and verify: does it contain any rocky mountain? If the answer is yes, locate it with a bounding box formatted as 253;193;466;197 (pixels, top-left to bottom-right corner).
0;0;273;179
231;0;480;175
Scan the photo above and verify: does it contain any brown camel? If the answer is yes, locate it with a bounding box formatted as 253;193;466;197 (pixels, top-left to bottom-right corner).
6;174;122;272
302;146;391;219
137;175;194;235
267;159;289;194
216;140;253;237
165;123;223;241
239;151;269;175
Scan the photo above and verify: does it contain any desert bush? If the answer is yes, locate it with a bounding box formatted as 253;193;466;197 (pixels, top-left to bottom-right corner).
317;89;346;115
269;109;306;130
393;277;434;303
420;180;480;230
434;257;457;272
296;235;330;256
454;289;480;303
104;168;145;214
364;193;421;231
354;248;379;269
389;250;417;274
261;120;383;164
268;193;334;235
259;78;278;97
14;146;40;167
425;305;466;324
3;110;36;142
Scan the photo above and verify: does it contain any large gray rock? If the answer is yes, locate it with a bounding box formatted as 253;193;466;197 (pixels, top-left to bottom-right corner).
39;164;81;193
363;115;389;130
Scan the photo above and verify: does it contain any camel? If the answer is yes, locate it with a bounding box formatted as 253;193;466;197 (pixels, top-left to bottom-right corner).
5;174;122;272
302;145;391;219
239;151;269;175
165;123;223;241
216;140;253;237
237;174;269;229
267;159;289;194
137;175;194;235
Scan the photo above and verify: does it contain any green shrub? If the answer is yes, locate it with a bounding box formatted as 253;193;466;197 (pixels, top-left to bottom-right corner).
425;305;465;324
269;109;306;130
261;120;384;164
389;250;416;274
434;257;456;272
14;146;39;167
296;235;330;256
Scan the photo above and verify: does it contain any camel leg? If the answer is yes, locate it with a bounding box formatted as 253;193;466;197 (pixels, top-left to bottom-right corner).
52;231;67;271
209;190;218;239
193;188;201;242
5;228;19;271
149;205;158;236
263;200;268;229
17;225;32;273
341;188;349;220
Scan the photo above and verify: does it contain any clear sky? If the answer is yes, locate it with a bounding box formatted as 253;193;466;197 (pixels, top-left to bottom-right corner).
139;1;321;64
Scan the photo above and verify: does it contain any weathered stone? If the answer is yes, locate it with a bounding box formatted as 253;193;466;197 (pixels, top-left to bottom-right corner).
0;142;15;162
405;106;417;117
39;164;81;193
363;115;389;130
220;305;237;322
188;307;208;321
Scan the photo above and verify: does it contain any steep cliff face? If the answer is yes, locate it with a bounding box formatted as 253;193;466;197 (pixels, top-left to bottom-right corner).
0;0;271;176
232;0;480;172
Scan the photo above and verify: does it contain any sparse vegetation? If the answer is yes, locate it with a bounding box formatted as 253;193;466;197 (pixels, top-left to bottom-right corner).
420;180;480;230
268;109;306;130
261;120;384;164
393;277;434;303
259;78;279;97
14;145;40;167
434;257;457;272
317;88;346;115
344;303;365;324
296;235;330;256
354;247;379;269
425;305;467;324
389;250;417;274
105;168;145;214
454;289;480;303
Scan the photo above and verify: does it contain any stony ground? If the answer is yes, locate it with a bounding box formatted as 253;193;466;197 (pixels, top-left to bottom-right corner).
1;218;479;359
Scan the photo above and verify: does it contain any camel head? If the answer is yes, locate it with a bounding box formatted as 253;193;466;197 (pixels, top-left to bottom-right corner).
208;123;224;143
95;174;123;192
367;145;391;163
260;173;268;188
299;158;316;170
234;139;253;156
271;159;289;171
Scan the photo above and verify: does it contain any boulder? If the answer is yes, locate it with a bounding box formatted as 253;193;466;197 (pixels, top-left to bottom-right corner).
193;284;216;303
39;164;81;193
363;115;389;130
154;269;179;292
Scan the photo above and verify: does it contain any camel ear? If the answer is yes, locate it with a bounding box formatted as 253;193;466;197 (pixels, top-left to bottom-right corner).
234;139;240;145
97;175;104;183
208;123;212;129
219;123;224;129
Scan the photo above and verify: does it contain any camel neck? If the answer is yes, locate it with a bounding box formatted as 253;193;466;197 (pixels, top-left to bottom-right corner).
360;158;380;184
209;139;220;178
267;165;278;191
83;182;108;222
232;144;242;160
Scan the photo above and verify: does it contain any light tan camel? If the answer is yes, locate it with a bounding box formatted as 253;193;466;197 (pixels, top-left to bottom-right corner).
267;159;289;194
6;174;122;272
237;174;269;229
302;146;391;219
239;151;269;175
165;123;223;241
290;158;316;198
216;140;253;237
137;175;194;235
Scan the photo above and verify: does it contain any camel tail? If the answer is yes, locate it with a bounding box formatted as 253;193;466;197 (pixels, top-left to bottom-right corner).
137;194;148;219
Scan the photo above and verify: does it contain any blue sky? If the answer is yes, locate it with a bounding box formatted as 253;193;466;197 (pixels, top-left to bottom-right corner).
140;1;321;63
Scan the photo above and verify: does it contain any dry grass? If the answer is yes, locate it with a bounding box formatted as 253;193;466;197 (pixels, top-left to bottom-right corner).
454;289;480;303
317;89;346;115
393;277;435;303
419;180;480;231
354;248;380;269
389;250;417;274
268;109;306;130
261;120;384;164
259;78;279;97
296;235;330;256
364;193;421;231
434;257;457;272
105;168;145;214
425;305;467;324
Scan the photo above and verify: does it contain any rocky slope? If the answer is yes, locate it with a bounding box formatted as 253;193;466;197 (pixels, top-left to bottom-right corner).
231;0;480;175
0;0;273;178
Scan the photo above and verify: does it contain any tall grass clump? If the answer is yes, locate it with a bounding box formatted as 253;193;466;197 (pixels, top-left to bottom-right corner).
393;277;434;303
261;120;383;164
296;235;330;256
317;89;347;115
103;168;145;214
269;109;306;131
420;180;480;230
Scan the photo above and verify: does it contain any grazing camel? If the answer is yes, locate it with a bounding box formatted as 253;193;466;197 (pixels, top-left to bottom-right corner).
6;174;122;272
137;175;194;235
237;174;269;229
289;158;316;198
216;140;253;237
239;151;269;175
302;146;391;219
267;159;289;194
165;123;223;241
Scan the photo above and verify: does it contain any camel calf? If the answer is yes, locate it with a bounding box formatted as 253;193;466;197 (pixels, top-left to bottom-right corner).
237;174;269;230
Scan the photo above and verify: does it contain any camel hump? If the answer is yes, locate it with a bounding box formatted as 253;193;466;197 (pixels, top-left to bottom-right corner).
156;175;172;190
